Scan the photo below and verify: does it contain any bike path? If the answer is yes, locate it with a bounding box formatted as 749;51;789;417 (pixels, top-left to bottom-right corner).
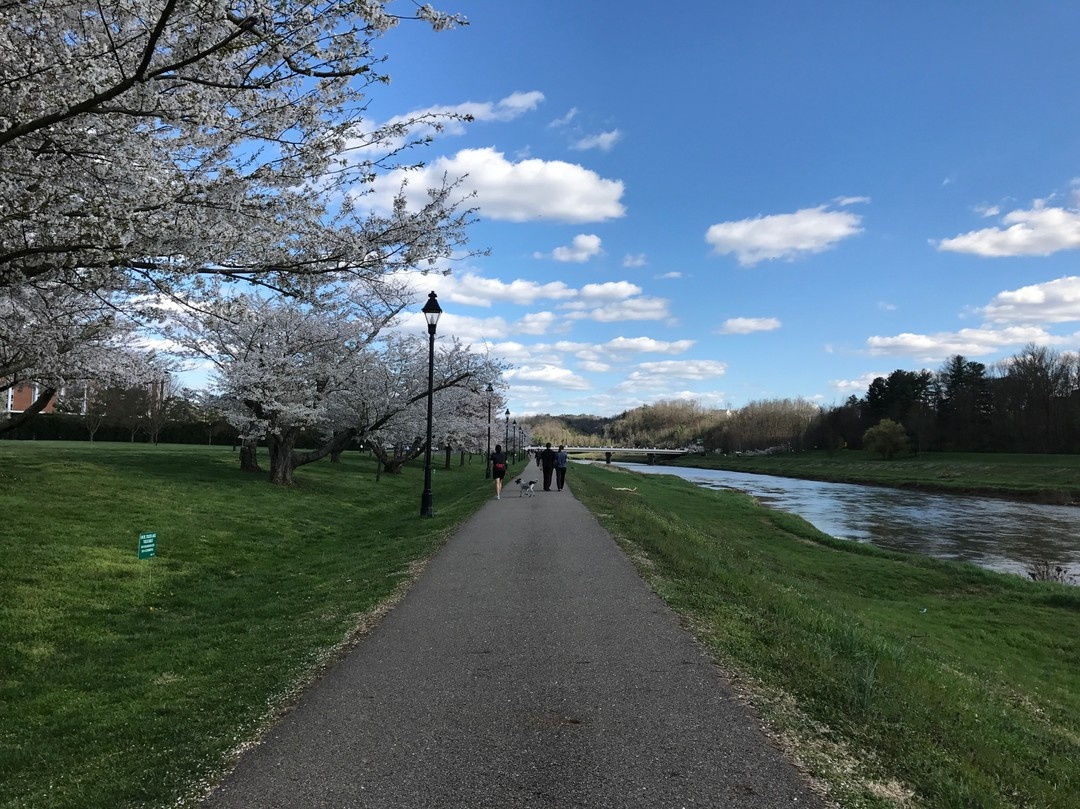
203;470;828;808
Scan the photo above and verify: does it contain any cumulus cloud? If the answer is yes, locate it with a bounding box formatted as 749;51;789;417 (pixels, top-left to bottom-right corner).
368;147;626;223
537;234;603;263
603;336;695;354
937;203;1080;257
624;360;728;385
566;296;672;323
866;326;1065;360
623;253;647;268
571;130;622;152
705;204;864;266
980;276;1080;324
719;317;781;334
506;364;591;390
398;269;576;307
831;373;888;394
656;271;682;279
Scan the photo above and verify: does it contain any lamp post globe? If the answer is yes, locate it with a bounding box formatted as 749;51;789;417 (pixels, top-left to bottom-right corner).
420;291;442;518
484;383;494;479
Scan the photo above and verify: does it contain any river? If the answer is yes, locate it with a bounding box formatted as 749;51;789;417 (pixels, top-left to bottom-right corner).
614;462;1080;579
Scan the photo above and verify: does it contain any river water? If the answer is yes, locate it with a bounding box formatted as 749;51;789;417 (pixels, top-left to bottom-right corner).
614;463;1080;579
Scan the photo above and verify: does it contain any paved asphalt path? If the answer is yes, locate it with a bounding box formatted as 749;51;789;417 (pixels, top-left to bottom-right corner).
202;469;828;808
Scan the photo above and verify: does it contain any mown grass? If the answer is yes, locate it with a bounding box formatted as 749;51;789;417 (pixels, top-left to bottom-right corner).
667;450;1080;503
0;441;500;809
571;462;1080;809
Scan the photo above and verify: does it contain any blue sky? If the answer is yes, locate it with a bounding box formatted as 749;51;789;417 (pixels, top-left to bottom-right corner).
364;1;1080;417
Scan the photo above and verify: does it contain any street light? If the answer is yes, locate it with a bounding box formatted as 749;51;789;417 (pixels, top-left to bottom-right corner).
420;291;442;518
504;408;510;463
484;383;494;479
512;419;517;462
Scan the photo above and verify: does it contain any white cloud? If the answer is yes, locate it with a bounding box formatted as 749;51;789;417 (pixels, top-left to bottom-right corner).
567;296;672;323
706;205;864;266
370;147;625;223
603;336;695;355
656;271;682;279
571;129;622;152
866;326;1066;360
542;233;603;263
352;92;544;150
831;373;887;394
624;360;728;385
623;253;647;268
877;301;897;311
506;364;591;390
397;269;576;308
517;311;559;335
549;108;578;128
937;203;1080;257
980;276;1080;324
719;317;781;334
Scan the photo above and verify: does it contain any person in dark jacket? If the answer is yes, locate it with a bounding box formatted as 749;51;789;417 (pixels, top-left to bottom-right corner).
490;444;507;499
539;442;557;491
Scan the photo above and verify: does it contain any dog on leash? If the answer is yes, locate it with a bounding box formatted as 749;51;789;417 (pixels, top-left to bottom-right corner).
514;478;537;496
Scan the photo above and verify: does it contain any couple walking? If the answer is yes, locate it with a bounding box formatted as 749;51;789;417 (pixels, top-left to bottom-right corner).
538;442;568;492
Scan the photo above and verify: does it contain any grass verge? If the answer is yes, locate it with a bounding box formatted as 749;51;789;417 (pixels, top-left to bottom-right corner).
571;462;1080;809
0;441;499;809
665;450;1080;504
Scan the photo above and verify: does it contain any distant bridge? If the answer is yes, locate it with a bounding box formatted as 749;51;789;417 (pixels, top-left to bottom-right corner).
524;446;691;465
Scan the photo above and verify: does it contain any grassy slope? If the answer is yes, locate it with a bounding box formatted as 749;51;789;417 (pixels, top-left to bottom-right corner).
666;450;1080;504
0;442;500;809
571;461;1079;809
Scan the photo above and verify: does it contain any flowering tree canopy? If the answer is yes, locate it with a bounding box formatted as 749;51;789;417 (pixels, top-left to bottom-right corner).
1;1;477;427
1;0;472;295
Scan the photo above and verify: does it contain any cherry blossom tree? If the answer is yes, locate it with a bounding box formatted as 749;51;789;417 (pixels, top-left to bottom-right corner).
171;280;501;484
1;1;476;427
1;0;472;293
0;280;153;434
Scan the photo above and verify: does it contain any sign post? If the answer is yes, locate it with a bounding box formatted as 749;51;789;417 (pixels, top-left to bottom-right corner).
138;532;157;559
139;531;157;588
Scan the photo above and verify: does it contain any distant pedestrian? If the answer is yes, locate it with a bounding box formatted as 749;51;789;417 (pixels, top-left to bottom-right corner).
555;445;569;491
490;444;507;499
535;449;542;468
539;442;557;491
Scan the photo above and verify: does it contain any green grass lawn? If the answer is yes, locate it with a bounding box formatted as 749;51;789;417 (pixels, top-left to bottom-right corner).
571;462;1080;809
0;441;500;809
4;443;1078;808
667;449;1080;503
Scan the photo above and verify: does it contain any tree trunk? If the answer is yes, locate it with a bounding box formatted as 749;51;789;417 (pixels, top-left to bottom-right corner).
239;438;261;473
268;429;300;486
0;387;56;435
370;438;424;474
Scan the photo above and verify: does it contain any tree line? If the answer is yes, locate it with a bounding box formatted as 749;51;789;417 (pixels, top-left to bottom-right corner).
526;343;1080;458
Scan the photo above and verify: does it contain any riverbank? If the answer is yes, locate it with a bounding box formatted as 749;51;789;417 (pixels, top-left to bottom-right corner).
571;461;1080;809
660;449;1080;505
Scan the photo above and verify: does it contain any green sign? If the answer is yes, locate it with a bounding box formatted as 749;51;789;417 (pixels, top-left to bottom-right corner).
138;532;157;560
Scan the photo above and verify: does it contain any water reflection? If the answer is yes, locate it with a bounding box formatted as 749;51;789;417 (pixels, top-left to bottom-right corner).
616;463;1080;578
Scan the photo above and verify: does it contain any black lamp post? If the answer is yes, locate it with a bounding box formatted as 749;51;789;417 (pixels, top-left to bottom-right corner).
484;383;494;479
504;408;510;462
512;420;517;461
420;291;442;518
